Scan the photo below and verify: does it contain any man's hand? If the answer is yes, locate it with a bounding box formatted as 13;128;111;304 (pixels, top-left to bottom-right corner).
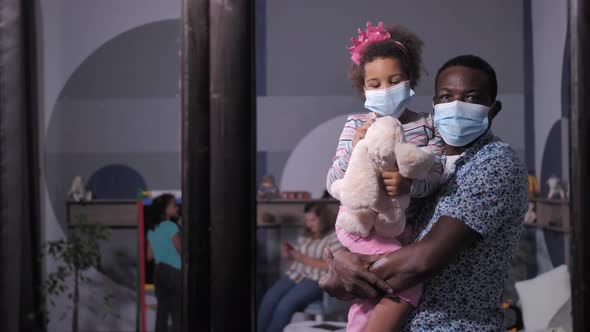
319;248;356;300
320;248;392;299
352;119;375;147
318;262;354;300
382;170;412;197
369;254;399;287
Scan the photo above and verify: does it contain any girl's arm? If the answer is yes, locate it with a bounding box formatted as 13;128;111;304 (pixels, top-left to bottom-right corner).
292;233;342;270
147;240;154;261
295;253;329;270
326;115;365;196
408;126;445;197
172;233;182;254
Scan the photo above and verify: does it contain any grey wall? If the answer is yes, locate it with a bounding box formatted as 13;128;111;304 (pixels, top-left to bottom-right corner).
44;21;181;228
258;0;526;193
530;0;569;192
265;0;524;97
37;1;181;331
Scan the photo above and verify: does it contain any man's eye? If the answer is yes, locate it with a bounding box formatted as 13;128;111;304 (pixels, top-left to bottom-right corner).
440;94;450;100
466;95;480;102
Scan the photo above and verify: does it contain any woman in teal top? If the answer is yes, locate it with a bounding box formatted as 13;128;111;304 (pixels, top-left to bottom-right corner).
147;194;181;332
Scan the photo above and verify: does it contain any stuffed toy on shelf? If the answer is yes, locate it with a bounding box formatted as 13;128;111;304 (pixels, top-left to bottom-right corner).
547;175;566;200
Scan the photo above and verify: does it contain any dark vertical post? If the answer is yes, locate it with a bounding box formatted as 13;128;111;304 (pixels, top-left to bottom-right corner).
209;0;256;330
181;0;256;330
569;0;590;331
0;0;42;331
523;0;535;173
181;0;211;331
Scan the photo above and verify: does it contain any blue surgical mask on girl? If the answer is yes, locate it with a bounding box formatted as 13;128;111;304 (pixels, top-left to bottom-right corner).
364;80;415;118
434;100;496;147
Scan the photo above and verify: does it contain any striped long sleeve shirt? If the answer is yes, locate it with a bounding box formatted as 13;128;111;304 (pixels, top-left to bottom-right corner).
326;112;445;198
286;232;341;283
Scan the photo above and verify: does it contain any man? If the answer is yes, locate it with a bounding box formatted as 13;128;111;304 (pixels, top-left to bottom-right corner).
320;55;528;331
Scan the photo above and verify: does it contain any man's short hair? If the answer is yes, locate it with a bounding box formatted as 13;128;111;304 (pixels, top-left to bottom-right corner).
435;55;498;101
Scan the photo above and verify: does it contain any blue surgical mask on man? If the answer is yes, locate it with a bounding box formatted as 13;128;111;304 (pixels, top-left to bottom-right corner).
434;100;496;147
364;80;415;118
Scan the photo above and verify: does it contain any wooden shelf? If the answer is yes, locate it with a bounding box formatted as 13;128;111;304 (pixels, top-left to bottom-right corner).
528;198;570;233
257;199;339;226
67;199;138;227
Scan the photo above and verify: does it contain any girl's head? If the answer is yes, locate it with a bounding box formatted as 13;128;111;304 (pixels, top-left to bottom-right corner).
303;203;335;239
349;24;424;96
148;194;178;230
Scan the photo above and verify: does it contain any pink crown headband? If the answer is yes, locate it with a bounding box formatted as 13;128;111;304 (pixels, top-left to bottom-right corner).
347;21;408;65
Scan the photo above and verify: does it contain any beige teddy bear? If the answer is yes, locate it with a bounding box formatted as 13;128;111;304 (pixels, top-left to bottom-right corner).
330;116;434;238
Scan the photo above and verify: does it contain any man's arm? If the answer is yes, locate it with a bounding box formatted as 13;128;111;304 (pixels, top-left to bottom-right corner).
370;216;481;292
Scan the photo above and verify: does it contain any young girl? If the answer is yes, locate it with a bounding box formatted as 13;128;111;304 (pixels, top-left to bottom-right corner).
146;194;181;332
326;22;445;331
257;203;341;332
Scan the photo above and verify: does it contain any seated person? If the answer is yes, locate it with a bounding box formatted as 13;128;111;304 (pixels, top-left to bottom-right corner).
257;203;342;332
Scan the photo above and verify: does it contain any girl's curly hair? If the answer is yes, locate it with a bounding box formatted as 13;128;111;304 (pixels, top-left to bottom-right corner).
349;24;424;96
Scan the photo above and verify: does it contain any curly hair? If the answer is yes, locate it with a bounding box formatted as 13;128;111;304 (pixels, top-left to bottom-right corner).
147;193;176;230
349;24;424;96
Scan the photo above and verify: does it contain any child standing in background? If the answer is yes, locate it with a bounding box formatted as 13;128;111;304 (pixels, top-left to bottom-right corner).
147;194;181;332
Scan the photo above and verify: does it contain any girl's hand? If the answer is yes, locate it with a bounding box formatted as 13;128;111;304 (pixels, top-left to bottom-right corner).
283;241;298;259
281;242;289;259
352;119;375;147
288;248;303;261
382;170;411;196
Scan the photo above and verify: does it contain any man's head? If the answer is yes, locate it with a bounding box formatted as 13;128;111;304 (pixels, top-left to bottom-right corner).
434;55;498;102
433;55;502;149
434;55;500;118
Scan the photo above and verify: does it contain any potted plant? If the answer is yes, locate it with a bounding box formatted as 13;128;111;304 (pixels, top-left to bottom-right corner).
40;216;112;332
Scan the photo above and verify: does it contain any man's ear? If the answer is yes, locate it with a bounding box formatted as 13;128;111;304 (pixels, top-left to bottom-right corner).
489;100;502;119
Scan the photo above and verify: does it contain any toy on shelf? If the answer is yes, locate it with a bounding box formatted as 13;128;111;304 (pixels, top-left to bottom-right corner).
527;172;539;198
257;175;279;199
68;176;92;202
547;175;566;200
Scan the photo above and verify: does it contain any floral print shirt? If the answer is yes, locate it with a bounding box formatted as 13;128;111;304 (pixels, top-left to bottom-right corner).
403;132;528;331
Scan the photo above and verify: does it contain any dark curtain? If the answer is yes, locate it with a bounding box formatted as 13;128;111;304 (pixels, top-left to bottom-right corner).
0;1;42;332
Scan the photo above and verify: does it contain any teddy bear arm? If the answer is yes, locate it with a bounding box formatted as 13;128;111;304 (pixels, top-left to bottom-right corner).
394;143;435;180
339;141;380;208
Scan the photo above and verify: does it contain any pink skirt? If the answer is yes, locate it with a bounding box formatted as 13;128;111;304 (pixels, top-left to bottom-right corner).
335;223;422;332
